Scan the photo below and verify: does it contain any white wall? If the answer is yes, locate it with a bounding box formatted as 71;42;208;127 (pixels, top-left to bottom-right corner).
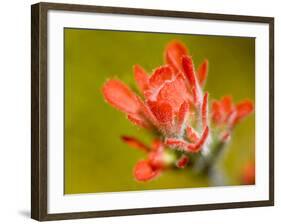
0;0;279;223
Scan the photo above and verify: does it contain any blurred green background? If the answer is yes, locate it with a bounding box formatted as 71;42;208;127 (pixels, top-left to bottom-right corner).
64;28;255;194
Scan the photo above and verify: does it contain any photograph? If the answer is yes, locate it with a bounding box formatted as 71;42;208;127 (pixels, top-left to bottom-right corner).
64;29;255;194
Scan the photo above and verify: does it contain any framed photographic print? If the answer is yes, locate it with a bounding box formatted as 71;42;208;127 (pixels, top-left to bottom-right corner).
31;2;274;221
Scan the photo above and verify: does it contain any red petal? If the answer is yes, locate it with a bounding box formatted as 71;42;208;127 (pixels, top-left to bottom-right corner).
177;101;189;133
227;110;238;128
164;40;188;72
165;138;189;151
151;139;164;151
197;59;208;87
157;73;189;111
121;136;150;152
148;150;165;169
134;64;149;93
149;65;174;89
148;101;173;124
134;160;161;181
149;140;164;168
182;56;200;105
234;100;254;124
221;96;234;116
127;114;150;129
182;56;196;86
187;126;209;152
201;92;209;128
139;101;159;128
211;100;223;124
176;155;189;168
186;125;199;143
102;79;141;114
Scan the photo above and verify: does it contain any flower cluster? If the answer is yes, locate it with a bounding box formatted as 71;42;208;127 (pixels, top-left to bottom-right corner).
102;40;253;182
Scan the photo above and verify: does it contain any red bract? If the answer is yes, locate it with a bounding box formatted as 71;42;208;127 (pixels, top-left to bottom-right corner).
103;40;210;153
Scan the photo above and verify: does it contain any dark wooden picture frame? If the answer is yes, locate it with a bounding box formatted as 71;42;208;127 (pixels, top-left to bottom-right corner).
31;2;274;221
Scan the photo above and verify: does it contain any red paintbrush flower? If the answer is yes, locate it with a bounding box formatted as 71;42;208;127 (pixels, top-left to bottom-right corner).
103;40;210;154
212;96;253;127
211;96;254;141
121;137;170;181
122;136;189;181
102;40;254;182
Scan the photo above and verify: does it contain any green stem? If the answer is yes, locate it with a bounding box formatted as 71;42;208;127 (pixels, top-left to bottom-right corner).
193;140;227;183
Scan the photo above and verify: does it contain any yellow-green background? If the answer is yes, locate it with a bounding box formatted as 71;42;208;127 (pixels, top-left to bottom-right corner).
64;29;255;194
